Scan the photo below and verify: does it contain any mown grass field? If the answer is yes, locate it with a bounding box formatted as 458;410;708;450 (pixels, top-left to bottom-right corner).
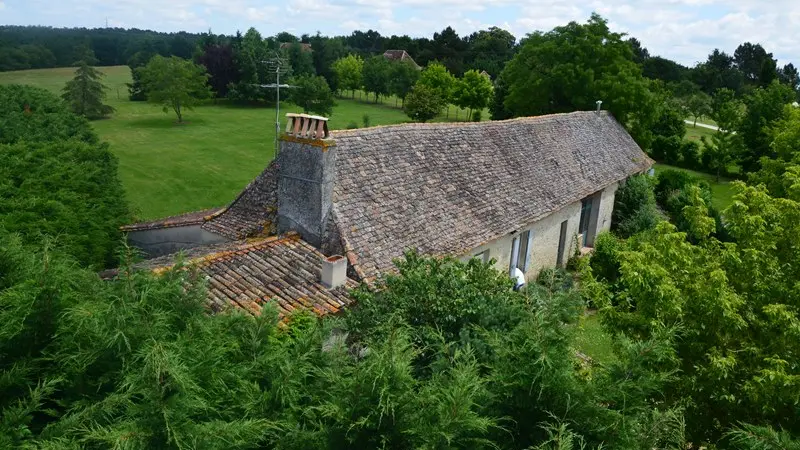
0;66;480;220
684;123;716;144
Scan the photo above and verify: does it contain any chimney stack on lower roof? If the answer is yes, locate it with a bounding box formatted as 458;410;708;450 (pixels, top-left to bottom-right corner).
321;255;347;289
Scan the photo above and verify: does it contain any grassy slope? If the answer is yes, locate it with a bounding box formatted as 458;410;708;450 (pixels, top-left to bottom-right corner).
684;123;716;144
0;66;448;219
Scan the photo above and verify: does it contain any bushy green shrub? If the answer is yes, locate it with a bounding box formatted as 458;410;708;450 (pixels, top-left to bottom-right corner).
654;168;697;204
679;140;702;170
536;266;574;292
589;232;624;284
652;135;683;165
0;84;96;145
612;174;661;237
471;109;482;122
346;121;359;129
0;84;130;268
617;203;662;238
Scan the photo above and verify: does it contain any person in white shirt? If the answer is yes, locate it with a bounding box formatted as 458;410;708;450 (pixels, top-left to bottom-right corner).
512;267;526;291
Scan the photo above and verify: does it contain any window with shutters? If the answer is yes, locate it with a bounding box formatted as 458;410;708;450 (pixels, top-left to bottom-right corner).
509;230;532;274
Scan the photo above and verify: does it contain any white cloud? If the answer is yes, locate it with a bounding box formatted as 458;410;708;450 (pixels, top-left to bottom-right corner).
0;1;5;10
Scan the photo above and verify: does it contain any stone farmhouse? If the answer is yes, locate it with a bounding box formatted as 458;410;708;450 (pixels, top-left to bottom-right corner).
120;111;652;318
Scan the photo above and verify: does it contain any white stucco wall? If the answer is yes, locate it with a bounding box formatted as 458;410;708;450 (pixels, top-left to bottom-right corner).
462;181;619;282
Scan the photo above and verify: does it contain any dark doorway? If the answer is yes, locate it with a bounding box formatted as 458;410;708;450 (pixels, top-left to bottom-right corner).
557;220;569;267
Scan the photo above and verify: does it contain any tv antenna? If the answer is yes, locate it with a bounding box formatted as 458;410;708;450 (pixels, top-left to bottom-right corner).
258;54;294;157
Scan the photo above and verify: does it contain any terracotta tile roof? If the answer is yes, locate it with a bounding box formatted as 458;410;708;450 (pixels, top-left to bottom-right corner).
383;50;420;68
128;233;356;318
328;111;652;279
200;162;278;239
121;208;224;232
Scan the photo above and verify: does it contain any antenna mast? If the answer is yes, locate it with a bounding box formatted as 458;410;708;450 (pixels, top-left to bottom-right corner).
261;54;291;158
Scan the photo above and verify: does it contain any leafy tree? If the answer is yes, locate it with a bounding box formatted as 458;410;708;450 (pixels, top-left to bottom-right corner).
283;42;315;77
126;50;153;101
195;40;238;98
778;63;800;93
452;69;493;120
289;74;335;116
500;14;657;146
416;61;455;105
331;54;363;98
611;174;661;237
431;26;468;76
748;105;800;198
685;92;712;127
137;55;212;123
701;88;745;179
403;84;444;122
627;37;650;65
670;79;701;98
0;84;96;144
489;73;513;120
61;60;115;119
309;34;346;89
464;27;516;79
734;42;778;87
587;182;800;442
0;85;129;268
227;27;271;104
692;49;745;95
643;56;688;84
738;81;796;171
652;99;686;139
387;60;419;105
361;55;390;103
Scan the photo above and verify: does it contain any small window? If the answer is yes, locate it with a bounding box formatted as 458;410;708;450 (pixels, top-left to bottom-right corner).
579;197;593;246
473;251;489;263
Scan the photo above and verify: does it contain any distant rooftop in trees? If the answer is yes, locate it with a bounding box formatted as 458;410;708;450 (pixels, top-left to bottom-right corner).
383;49;420;69
280;42;313;52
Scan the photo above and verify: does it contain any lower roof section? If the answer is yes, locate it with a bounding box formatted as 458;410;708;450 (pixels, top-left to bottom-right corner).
112;233;356;319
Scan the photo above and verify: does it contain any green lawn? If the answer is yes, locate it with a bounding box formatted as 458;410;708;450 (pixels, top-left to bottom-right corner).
653;163;736;211
684;123;716;144
686;115;717;127
573;313;616;366
0;66;475;220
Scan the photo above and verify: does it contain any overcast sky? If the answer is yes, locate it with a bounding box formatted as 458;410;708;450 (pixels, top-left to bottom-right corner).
2;0;798;67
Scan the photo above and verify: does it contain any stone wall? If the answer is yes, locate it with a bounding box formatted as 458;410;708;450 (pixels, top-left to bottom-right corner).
276;137;336;248
462;181;619;282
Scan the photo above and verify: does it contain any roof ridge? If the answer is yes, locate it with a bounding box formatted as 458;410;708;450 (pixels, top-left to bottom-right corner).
330;110;609;136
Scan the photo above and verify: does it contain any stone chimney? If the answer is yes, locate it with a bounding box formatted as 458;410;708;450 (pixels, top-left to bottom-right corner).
276;114;335;248
321;254;347;288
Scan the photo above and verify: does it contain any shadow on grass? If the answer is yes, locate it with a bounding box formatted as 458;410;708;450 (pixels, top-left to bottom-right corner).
126;116;209;129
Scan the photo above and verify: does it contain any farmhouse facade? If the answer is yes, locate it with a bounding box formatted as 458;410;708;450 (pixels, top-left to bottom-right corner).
122;111;651;316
